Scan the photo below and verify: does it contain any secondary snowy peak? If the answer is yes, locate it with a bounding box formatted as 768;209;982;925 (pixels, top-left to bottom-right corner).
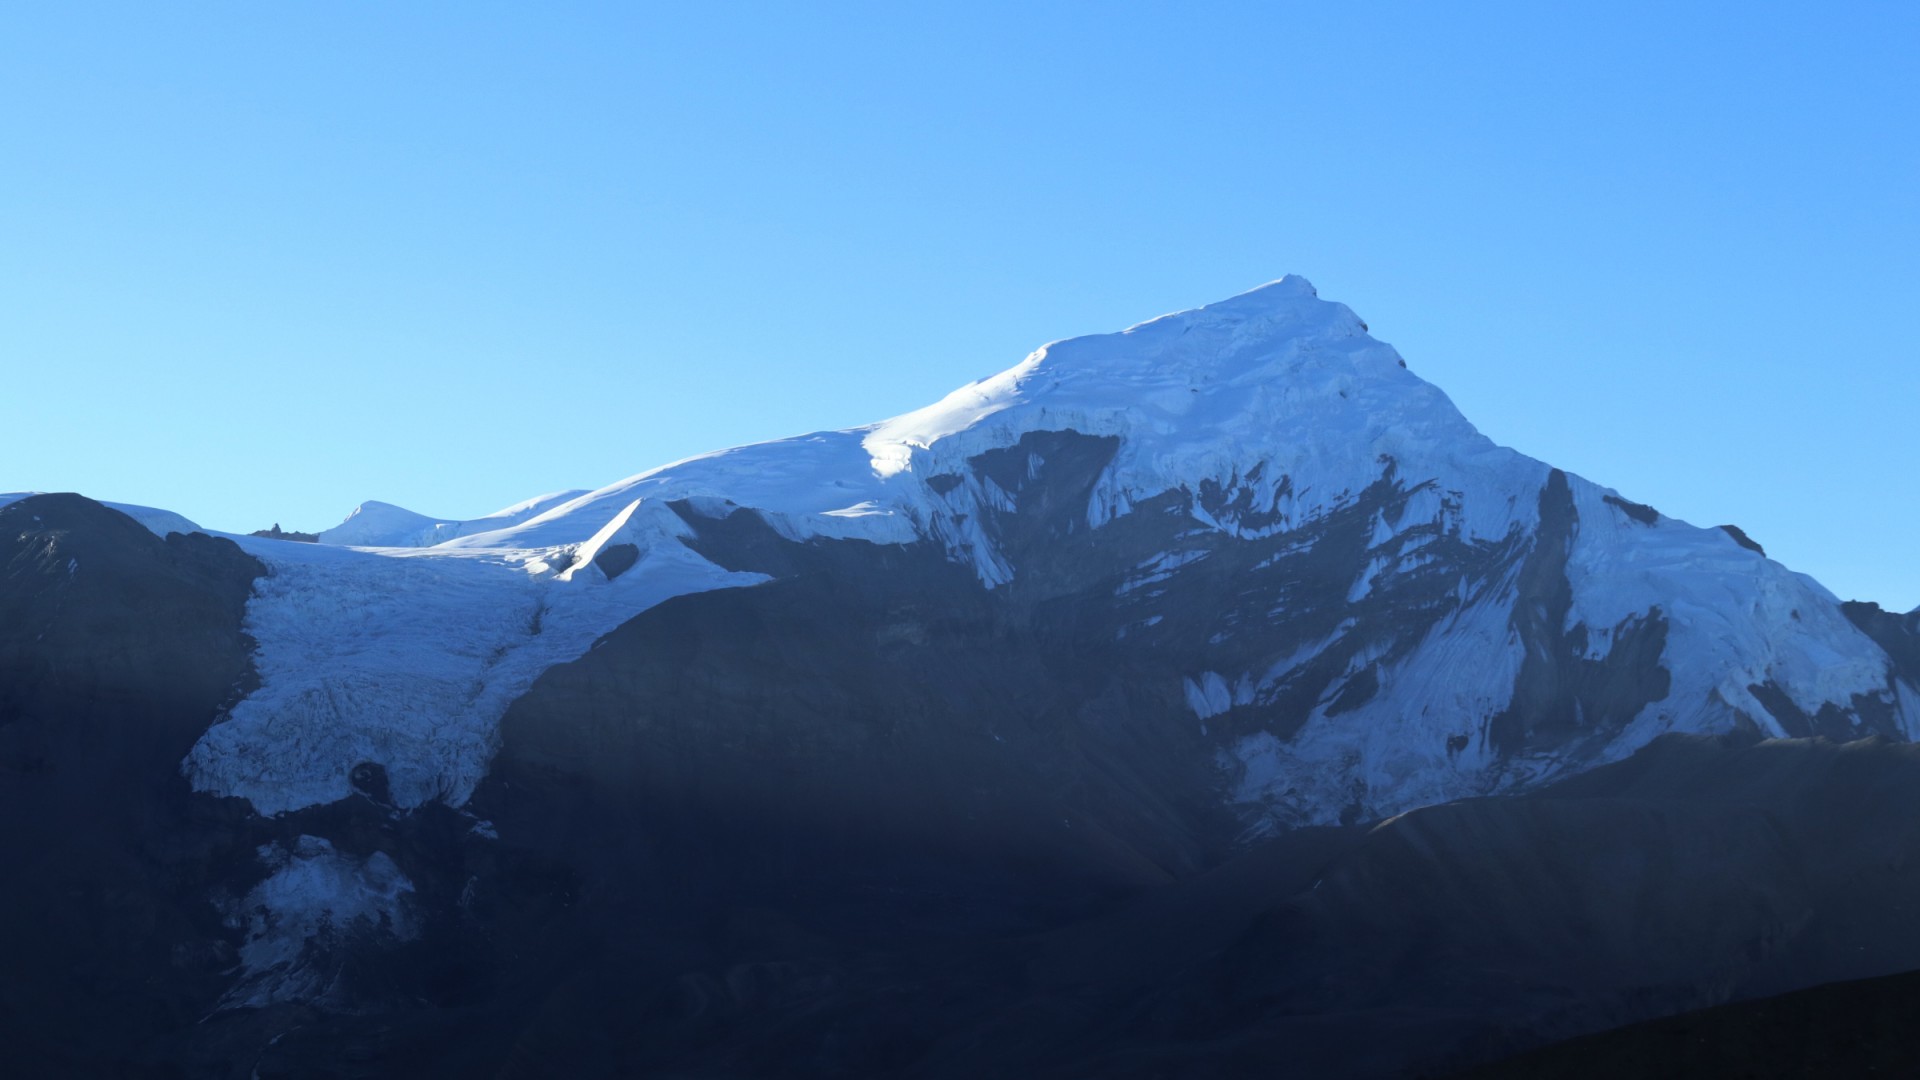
318;489;588;548
318;500;450;547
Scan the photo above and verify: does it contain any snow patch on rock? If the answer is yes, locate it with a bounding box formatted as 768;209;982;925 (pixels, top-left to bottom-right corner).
219;836;415;1010
1228;586;1526;829
1559;476;1910;742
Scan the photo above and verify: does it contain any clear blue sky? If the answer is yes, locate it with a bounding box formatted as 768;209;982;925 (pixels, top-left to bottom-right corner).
3;3;1915;608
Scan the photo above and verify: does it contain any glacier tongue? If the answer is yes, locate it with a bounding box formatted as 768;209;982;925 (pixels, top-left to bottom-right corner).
184;535;767;815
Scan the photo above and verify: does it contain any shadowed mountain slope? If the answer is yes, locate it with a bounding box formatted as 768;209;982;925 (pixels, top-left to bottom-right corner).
0;494;265;1072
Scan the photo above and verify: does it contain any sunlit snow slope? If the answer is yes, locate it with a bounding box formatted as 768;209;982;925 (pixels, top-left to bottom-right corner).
185;277;1919;825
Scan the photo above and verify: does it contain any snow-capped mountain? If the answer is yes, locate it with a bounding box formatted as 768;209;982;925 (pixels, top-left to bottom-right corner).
190;276;1915;829
9;276;1920;1078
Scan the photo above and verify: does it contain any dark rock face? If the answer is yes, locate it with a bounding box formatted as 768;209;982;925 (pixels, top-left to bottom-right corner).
1601;493;1659;525
1744;679;1898;740
1843;599;1920;688
589;540;639;580
0;494;265;1072
1718;522;1766;556
2;493;263;770
249;524;320;543
1489;470;1672;756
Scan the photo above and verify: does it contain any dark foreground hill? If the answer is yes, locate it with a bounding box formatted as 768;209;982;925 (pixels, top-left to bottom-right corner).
1458;967;1920;1078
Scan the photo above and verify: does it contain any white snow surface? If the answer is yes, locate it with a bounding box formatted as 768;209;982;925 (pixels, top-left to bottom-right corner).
169;275;1916;823
1;491;202;537
220;835;415;1009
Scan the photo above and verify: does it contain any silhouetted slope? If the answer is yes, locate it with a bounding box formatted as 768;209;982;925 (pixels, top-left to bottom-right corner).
0;494;264;1072
1456;966;1920;1078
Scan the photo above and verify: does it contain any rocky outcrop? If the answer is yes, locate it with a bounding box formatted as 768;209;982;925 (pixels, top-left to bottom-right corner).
1;493;262;765
249;523;319;542
1843;599;1920;688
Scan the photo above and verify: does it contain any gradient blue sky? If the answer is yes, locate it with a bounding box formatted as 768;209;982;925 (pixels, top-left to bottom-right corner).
3;3;1915;607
